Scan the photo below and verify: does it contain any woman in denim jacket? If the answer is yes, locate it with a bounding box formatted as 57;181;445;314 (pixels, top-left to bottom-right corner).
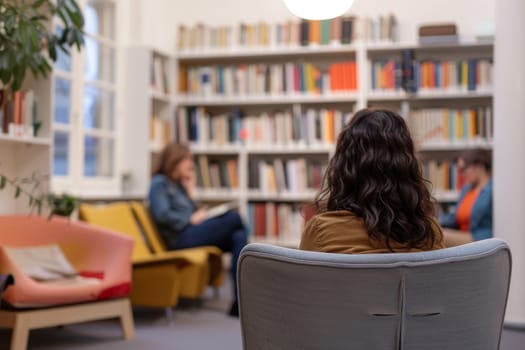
148;143;247;317
440;148;493;246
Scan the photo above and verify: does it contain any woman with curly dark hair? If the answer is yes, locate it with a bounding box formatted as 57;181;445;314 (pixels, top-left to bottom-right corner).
300;108;444;253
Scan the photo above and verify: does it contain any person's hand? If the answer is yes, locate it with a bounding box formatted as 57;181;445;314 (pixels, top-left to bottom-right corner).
190;207;208;225
180;169;197;197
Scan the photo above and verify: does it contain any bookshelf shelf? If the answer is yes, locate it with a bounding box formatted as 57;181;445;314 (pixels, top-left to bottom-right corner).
191;145;241;155
0;135;52;147
177;44;358;61
150;90;172;103
178;93;359;107
367;90;407;101
191;144;333;156
366;40;494;53
419;141;493;152
149;143;163;153
194;189;241;201
367;90;492;101
247;191;317;202
413;90;492;100
246;145;332;154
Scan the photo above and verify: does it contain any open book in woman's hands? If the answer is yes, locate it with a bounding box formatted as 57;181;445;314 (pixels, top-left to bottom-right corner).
206;201;239;219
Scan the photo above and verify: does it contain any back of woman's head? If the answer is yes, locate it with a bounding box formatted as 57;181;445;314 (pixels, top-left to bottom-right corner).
316;108;438;250
153;143;191;179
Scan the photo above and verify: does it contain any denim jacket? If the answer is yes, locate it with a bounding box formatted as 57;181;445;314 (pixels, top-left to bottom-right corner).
148;174;197;242
439;179;493;241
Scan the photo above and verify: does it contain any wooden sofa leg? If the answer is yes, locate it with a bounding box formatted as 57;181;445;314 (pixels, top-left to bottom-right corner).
11;314;29;350
119;299;135;340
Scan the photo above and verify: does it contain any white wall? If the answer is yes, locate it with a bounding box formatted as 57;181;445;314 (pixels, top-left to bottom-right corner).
138;0;496;52
494;0;525;325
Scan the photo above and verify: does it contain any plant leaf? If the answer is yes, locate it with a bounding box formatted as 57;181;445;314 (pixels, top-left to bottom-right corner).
14;186;21;198
0;176;5;189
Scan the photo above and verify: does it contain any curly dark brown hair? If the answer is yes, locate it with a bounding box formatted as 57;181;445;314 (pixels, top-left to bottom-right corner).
315;108;439;250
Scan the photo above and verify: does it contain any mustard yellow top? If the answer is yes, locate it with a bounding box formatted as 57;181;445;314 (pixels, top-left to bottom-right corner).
300;210;445;254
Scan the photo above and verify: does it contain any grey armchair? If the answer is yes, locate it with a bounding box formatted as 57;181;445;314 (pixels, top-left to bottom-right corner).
238;239;511;350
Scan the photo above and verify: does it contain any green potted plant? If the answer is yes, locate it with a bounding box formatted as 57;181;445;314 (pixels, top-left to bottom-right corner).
0;0;85;91
0;0;84;218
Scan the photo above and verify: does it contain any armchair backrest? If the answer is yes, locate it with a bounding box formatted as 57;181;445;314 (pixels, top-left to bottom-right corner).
129;201;167;254
79;203;151;261
238;239;511;350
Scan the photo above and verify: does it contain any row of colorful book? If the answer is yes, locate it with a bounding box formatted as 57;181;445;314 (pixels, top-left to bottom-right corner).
409;107;493;146
0;89;37;137
195;155;239;189
247;202;316;241
177;15;398;51
181;61;358;96
371;58;493;92
176;107;353;147
423;160;466;193
248;158;327;194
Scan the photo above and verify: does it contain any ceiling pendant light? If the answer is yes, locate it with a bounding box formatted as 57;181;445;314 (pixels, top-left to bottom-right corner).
283;0;354;20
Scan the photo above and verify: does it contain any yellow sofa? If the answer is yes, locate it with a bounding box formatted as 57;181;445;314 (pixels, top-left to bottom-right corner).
79;203;223;313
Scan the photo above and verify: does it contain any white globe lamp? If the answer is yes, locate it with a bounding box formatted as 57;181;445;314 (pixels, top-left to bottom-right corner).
283;0;354;20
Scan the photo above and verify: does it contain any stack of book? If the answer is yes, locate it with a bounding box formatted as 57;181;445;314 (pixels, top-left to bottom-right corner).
418;23;458;45
0;89;37;138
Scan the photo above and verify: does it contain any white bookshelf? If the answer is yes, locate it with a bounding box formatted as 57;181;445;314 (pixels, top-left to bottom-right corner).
122;40;494;245
123;47;178;196
0;66;54;215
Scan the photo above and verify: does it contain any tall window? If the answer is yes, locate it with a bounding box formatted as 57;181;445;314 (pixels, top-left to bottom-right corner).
82;1;116;178
52;0;119;195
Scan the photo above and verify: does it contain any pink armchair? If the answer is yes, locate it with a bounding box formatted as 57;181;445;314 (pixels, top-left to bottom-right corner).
0;215;135;350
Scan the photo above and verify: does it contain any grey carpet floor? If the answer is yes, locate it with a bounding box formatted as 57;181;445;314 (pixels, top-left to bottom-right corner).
0;281;242;350
0;276;524;350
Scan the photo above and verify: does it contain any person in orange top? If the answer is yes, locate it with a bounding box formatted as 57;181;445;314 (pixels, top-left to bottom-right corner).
440;149;493;247
300;108;444;254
